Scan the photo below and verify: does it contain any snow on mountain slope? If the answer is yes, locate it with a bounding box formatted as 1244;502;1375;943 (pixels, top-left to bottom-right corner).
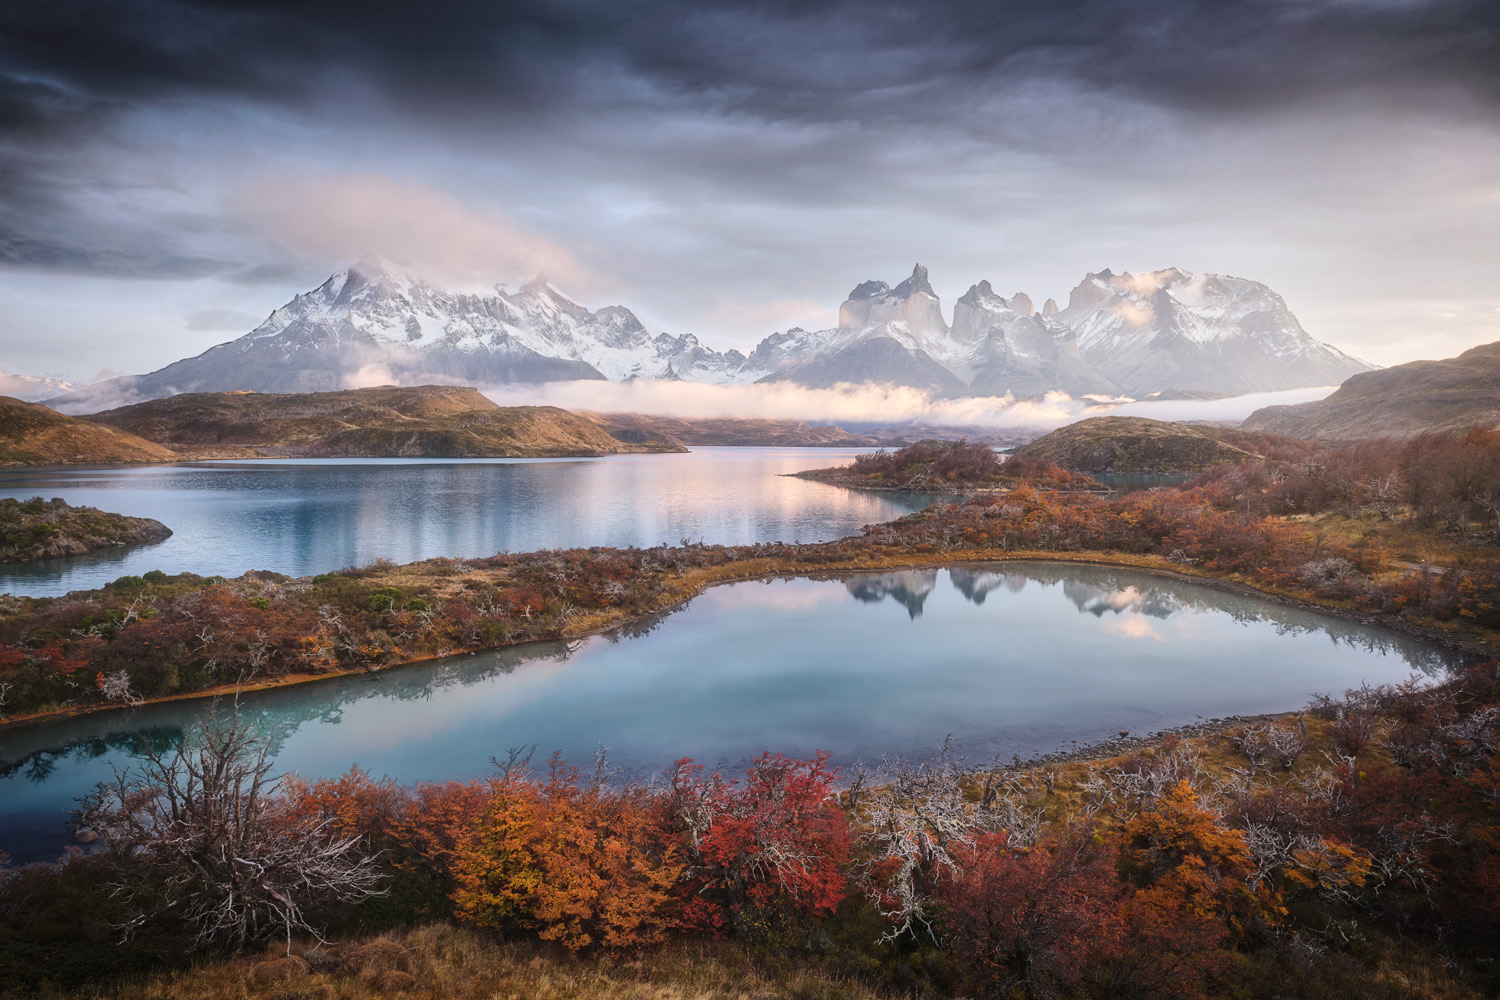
1056;268;1371;395
42;258;1373;413
47;258;762;411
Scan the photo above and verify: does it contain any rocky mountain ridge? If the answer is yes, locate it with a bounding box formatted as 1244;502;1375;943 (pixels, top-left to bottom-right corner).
47;259;1372;411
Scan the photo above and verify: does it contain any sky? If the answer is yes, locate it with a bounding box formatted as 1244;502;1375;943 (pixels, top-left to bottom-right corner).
3;0;1500;383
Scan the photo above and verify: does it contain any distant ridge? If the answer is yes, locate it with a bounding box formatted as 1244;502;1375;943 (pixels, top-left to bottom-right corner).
84;385;686;459
47;259;1372;412
1244;340;1500;440
584;412;901;448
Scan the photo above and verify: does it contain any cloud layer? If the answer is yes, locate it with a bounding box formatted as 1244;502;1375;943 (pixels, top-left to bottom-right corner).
479;380;1335;433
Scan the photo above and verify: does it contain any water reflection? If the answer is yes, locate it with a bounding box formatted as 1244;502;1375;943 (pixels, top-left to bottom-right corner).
0;562;1469;863
843;565;1452;671
0;451;940;597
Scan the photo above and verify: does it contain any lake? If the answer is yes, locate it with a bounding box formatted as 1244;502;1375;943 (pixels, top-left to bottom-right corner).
0;562;1464;863
0;449;939;597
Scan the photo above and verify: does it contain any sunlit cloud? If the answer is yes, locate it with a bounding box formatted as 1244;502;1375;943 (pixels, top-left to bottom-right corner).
233;172;589;293
1102;616;1164;640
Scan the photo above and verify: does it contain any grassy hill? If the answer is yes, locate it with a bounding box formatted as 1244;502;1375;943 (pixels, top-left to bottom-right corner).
1244;340;1500;440
85;386;686;459
0;396;179;465
1012;416;1265;473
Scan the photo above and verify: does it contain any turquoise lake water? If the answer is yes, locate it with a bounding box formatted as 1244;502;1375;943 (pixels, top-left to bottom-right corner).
0;449;938;597
0;562;1463;863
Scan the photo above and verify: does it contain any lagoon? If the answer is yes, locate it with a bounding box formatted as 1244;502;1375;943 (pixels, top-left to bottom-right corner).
0;562;1464;863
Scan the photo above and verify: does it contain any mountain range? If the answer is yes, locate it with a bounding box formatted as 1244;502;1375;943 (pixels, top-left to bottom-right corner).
46;259;1371;412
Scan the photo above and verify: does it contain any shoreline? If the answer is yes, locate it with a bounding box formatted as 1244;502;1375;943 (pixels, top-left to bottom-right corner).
4;549;1493;733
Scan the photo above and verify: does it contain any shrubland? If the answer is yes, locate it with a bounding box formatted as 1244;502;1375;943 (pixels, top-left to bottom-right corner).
797;438;1098;492
3;430;1500;996
3;660;1499;998
0;498;172;564
1;432;1497;721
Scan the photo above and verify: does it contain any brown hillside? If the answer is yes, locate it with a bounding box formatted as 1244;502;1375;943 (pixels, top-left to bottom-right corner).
0;396;179;465
1012;416;1259;473
86;386;685;458
1243;340;1500;440
585;411;896;447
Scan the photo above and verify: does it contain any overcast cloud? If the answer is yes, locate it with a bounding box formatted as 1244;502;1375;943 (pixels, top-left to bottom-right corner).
3;0;1499;380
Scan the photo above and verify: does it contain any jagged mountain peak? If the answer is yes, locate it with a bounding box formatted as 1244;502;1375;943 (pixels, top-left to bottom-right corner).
846;263;935;304
848;279;892;301
44;260;1375;413
892;263;935;299
956;279;1005;307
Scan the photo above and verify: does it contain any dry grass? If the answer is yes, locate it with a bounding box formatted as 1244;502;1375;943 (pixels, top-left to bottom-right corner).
58;924;881;1000
1310;511;1500;570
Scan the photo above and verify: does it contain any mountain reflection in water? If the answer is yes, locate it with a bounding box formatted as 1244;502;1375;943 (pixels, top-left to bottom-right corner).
0;562;1468;863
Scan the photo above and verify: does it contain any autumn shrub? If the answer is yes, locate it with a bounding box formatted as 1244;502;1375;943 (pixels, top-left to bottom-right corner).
851;439;1000;483
667;752;852;939
1113;780;1274;997
448;753;682;953
940;829;1126;998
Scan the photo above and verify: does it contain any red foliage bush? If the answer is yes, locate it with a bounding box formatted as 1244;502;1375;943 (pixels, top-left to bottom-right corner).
667;752;851;935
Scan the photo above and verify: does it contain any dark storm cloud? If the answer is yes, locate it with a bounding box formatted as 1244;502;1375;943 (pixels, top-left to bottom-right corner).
4;0;1496;277
0;226;227;278
4;0;1498;125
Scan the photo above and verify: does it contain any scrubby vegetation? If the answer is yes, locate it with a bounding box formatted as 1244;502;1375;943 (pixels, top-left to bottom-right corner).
0;497;172;563
2;427;1500;996
1;429;1497;722
4;659;1499;998
797;438;1098;492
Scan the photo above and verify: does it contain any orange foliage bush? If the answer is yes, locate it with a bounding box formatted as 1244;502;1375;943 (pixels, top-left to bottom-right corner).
448;754;682;952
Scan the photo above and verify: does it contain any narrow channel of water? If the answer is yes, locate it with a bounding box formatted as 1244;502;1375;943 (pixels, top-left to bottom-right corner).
0;562;1465;863
0;450;941;597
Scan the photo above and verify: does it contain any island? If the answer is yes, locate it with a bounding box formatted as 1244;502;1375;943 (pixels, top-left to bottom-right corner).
0;496;172;563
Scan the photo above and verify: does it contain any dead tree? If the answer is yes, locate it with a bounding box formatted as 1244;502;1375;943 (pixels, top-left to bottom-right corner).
79;702;385;953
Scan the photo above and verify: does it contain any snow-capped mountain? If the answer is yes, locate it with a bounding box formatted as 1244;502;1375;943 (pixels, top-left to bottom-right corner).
45;258;1372;412
757;266;971;394
750;264;1367;398
952;280;1121;398
48;258;755;410
1057;268;1370;395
